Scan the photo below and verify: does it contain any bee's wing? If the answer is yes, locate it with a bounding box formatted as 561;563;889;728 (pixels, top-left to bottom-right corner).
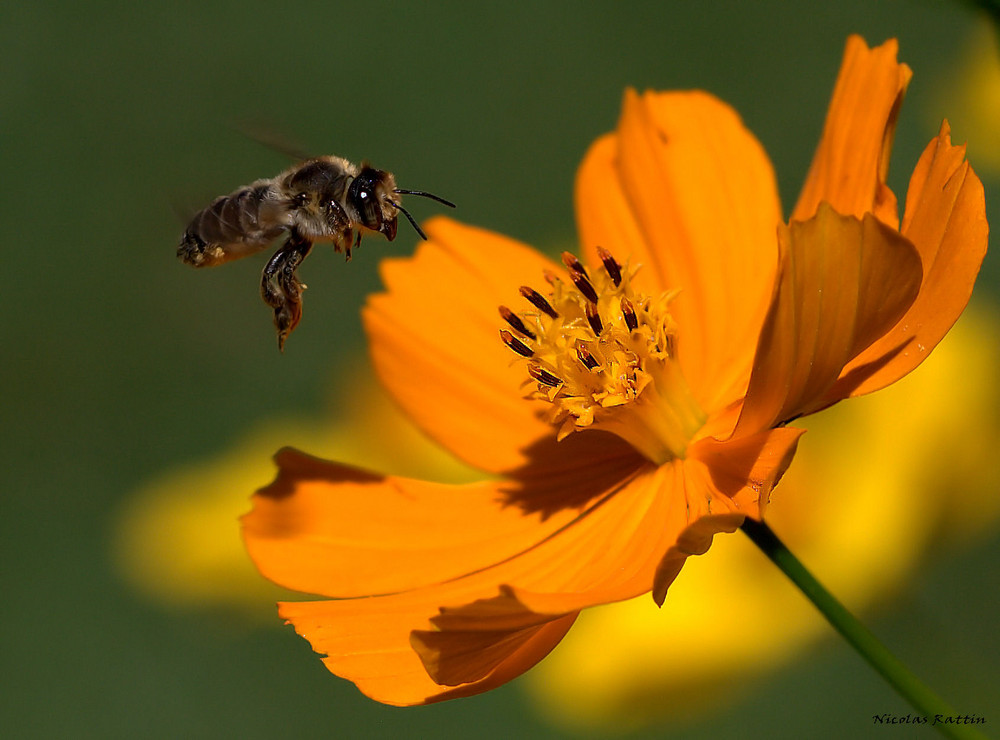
232;120;312;163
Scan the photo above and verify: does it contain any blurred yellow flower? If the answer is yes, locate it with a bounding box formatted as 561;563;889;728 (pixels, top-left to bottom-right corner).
114;418;321;614
526;306;1000;730
113;366;475;616
931;20;1000;175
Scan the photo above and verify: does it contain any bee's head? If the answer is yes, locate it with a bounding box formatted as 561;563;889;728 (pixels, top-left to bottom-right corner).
350;164;456;243
348;166;399;240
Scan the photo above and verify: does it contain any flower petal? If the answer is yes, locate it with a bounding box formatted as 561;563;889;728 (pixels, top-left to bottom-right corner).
277;593;576;705
363;217;560;473
243;446;665;602
417;419;796;694
246;453;685;704
792;35;912;227
734;204;922;436
651;426;804;604
242;447;643;599
244;427;800;702
825;123;988;400
264;457;774;703
500;463;689;612
412;592;577;686
576;90;782;412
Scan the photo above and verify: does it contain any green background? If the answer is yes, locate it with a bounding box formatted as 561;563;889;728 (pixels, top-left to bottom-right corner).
3;1;998;737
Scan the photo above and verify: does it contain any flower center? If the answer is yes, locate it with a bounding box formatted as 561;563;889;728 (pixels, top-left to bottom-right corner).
499;249;706;464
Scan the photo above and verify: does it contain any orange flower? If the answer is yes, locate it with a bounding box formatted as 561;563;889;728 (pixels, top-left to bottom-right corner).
242;36;986;706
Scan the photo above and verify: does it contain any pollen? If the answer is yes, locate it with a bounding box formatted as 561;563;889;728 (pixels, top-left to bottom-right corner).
499;249;706;464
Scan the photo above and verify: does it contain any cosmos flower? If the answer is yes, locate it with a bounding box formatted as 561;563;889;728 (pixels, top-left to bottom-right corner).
242;36;986;705
526;308;1000;729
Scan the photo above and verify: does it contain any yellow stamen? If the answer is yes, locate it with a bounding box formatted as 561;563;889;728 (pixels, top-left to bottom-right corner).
500;250;707;464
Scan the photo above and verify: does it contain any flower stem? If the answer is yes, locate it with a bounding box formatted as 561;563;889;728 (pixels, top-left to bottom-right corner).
740;517;987;740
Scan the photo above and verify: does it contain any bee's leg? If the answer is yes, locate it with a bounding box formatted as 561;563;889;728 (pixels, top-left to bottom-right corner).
325;199;354;262
343;229;361;263
260;233;313;351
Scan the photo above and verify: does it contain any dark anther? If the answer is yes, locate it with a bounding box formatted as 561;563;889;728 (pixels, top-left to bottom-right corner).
561;251;590;277
499;306;537;340
569;270;599;304
528;364;562;387
586;303;603;335
621;296;638;331
561;252;599;303
577;343;599;370
597;247;622;286
500;329;534;358
519;286;558;318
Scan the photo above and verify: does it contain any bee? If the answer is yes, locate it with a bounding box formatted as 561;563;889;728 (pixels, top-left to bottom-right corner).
177;156;454;351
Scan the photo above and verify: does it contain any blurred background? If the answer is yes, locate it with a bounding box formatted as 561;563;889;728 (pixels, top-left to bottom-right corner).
3;1;999;737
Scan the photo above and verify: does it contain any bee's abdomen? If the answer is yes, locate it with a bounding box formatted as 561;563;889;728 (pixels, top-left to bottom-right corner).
178;182;287;267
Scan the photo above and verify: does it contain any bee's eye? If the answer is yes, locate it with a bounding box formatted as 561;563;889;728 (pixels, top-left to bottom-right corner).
348;169;387;227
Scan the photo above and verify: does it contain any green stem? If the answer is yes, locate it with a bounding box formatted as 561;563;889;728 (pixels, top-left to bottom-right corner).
740;518;988;740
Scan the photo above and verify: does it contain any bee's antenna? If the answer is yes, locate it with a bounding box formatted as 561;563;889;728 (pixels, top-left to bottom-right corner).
393;188;456;208
389;201;429;240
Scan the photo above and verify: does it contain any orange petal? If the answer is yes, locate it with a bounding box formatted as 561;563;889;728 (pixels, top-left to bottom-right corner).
734;204;922;436
363;217;559;473
412;591;578;686
243;447;668;605
278;594;576;705
248;458;683;704
651;426;804;603
247;432;798;701
500;429;645;517
576;90;782;413
412;424;799;688
245;443;795;617
826;123;988;401
500;463;690;612
265;459;764;703
688;425;805;520
792;35;912;226
242;447;642;599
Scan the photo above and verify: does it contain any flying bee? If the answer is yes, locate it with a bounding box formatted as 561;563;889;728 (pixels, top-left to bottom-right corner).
177;155;455;351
